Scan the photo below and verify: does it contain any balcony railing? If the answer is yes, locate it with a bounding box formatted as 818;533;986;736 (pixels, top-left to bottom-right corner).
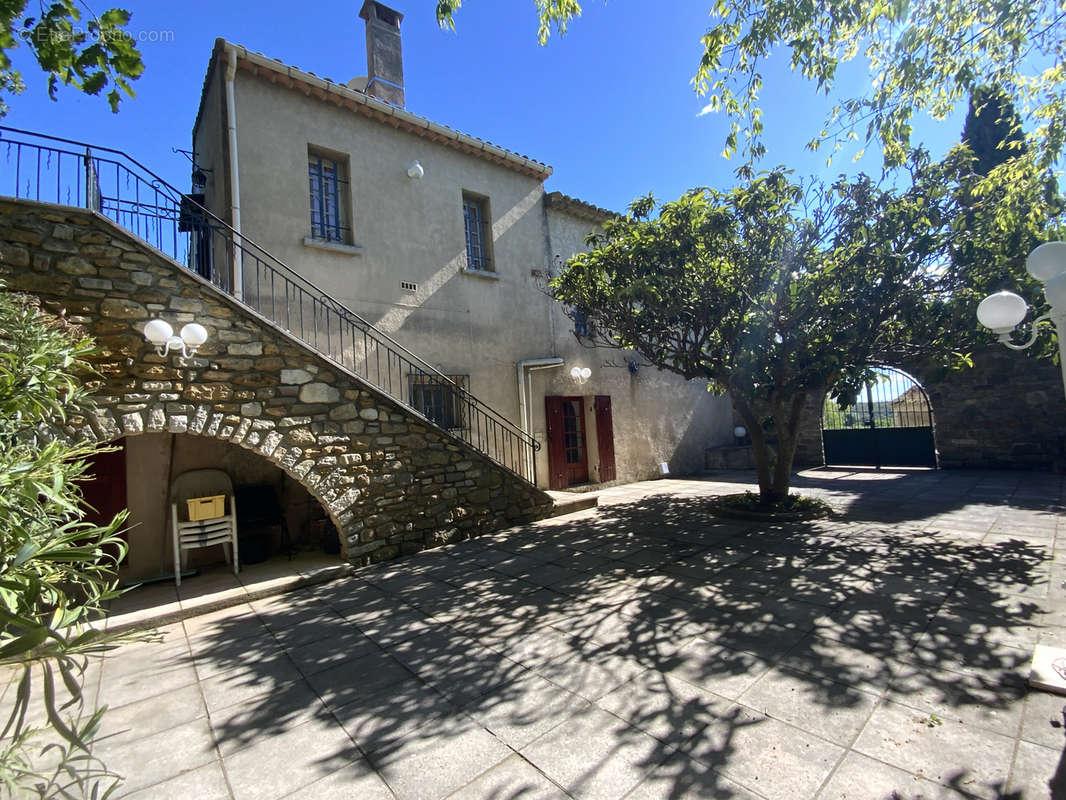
0;126;539;483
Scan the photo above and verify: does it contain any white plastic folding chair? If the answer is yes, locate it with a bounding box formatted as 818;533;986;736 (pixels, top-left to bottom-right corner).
169;468;239;586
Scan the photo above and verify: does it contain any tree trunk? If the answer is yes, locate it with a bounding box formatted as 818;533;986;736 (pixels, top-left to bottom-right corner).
728;391;775;503
769;393;808;503
730;389;809;507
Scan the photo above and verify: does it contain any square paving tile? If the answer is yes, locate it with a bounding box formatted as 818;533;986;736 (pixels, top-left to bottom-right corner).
1007;739;1061;799
815;751;960;799
737;665;879;745
95;681;206;749
221;714;364;800
461;671;591;750
596;669;731;747
666;638;774;701
779;632;900;694
198;653;305;714
520;705;673;800
624;750;763;799
1020;688;1066;750
532;644;646;703
93;717;218;796
209;678;333;756
682;705;842;800
97;653;199;710
445;753;567;799
329;678;461;750
885;662;1026;737
304;649;414;707
852;698;1017;799
364;715;513;800
121;760;230;800
278;761;395;799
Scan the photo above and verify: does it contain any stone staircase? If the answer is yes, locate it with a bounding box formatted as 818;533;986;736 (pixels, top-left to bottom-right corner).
0;196;554;565
0;126;538;485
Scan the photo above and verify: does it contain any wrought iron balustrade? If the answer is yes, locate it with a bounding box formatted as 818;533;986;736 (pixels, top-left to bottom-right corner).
0;126;538;482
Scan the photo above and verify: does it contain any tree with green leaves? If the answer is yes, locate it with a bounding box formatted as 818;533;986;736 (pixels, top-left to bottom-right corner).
0;286;131;797
0;0;143;116
962;88;1027;179
436;1;1065;182
550;156;981;504
947;88;1065;360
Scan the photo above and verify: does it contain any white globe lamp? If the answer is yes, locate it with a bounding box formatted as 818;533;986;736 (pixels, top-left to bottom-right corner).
976;291;1028;334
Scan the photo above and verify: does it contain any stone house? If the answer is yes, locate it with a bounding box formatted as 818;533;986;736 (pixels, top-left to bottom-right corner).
188;0;730;494
0;1;731;581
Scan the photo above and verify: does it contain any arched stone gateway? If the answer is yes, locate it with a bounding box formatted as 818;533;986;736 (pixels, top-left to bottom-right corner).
821;366;938;469
0;199;553;566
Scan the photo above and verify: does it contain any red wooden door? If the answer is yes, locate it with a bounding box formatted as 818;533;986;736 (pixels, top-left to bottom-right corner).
545;396;589;489
594;395;617;482
81;440;128;564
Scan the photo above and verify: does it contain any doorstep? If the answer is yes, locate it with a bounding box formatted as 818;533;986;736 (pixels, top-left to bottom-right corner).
546;490;600;517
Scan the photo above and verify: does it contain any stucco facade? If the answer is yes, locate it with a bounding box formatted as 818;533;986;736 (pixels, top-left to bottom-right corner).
192;20;730;491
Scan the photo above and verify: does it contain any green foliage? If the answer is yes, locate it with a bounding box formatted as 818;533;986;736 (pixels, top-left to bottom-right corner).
686;0;1066;172
949;97;1065;360
709;491;831;517
437;1;1065;205
0;286;131;797
962;88;1027;178
551;156;984;501
435;0;582;45
0;0;144;116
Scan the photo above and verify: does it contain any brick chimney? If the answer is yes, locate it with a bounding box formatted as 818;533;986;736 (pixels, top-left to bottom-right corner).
359;1;405;107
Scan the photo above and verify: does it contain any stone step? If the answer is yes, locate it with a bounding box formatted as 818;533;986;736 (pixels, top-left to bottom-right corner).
705;444;755;470
546;491;600;517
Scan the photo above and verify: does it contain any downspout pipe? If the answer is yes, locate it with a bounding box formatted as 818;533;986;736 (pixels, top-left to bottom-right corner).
225;45;243;300
517;357;564;481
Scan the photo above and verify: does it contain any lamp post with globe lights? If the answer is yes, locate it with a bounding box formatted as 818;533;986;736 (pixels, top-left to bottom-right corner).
976;241;1066;400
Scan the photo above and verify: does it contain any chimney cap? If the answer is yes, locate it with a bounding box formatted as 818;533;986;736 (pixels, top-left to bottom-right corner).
359;1;403;26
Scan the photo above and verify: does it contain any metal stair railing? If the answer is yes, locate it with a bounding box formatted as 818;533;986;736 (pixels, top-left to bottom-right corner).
0;126;539;483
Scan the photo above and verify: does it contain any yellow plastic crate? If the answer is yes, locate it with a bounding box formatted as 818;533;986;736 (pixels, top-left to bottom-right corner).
186;495;225;521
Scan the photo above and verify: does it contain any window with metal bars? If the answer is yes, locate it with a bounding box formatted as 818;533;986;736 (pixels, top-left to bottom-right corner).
308;150;351;243
409;374;469;430
462;192;493;272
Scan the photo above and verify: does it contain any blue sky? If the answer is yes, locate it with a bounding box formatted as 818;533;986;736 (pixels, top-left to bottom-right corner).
3;0;968;212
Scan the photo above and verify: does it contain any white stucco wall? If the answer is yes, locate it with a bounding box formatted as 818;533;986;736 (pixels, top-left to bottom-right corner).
535;208;732;483
203;71;554;424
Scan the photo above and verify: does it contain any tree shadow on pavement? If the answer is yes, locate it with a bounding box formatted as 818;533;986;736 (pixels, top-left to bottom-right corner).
111;480;1056;799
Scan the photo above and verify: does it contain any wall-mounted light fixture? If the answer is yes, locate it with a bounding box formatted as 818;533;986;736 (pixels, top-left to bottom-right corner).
143;319;209;358
569;365;592;384
191;167;210;191
977;241;1066;401
407;160;424;180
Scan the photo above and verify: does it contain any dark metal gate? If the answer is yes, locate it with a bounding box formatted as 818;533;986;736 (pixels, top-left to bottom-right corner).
822;367;937;468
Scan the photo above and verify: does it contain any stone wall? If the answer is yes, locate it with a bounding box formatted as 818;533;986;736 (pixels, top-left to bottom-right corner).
791;353;1065;472
917;349;1065;471
0;199;553;565
793;391;827;468
712;390;826;473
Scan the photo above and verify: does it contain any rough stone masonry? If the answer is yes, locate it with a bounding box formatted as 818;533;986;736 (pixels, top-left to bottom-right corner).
0;198;553;565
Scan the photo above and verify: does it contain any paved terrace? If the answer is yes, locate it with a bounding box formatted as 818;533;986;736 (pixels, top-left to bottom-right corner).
8;468;1066;799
